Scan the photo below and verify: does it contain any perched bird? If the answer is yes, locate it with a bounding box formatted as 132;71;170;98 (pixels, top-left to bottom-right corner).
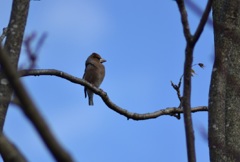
83;53;106;105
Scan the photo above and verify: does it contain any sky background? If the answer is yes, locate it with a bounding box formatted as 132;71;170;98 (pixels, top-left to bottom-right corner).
1;0;213;162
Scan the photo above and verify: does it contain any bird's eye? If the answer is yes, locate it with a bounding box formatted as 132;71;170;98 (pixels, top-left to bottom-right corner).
92;53;102;60
95;56;101;60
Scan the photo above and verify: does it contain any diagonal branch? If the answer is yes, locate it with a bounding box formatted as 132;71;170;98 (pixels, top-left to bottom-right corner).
176;0;192;42
0;48;74;162
185;0;213;27
0;133;27;162
19;69;208;120
192;0;213;45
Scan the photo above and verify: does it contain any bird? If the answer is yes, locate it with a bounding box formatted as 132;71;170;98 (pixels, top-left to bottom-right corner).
83;53;106;105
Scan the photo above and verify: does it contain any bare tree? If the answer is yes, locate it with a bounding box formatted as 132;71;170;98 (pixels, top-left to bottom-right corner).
2;0;238;162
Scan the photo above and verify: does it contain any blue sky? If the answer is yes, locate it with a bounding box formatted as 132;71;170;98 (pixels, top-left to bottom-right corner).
1;0;213;161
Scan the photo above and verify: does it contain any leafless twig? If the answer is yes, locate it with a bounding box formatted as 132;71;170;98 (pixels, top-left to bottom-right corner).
185;0;213;27
171;75;183;102
23;32;47;69
171;75;183;119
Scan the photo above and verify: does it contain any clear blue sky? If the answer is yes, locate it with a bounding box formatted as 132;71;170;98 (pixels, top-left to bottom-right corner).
1;0;213;161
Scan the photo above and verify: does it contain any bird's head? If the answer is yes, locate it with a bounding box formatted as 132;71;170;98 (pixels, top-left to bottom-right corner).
91;53;106;63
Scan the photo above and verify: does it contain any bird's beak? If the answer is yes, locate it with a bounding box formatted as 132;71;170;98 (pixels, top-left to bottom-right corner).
100;58;106;63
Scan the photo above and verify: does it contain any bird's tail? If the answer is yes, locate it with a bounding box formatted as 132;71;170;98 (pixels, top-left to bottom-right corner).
85;89;94;106
88;96;94;106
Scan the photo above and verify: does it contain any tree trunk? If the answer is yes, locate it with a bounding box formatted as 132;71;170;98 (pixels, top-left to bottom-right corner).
209;0;240;161
0;0;30;131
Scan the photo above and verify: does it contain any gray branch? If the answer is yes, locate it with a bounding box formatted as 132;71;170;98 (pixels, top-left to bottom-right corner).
19;69;208;120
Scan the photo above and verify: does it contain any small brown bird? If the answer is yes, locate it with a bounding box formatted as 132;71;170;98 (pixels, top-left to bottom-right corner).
83;53;106;105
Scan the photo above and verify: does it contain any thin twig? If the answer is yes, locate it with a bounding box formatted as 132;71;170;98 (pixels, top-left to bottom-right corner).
171;75;183;102
176;0;192;42
185;0;213;27
23;32;47;69
192;0;213;45
35;32;47;54
171;75;183;119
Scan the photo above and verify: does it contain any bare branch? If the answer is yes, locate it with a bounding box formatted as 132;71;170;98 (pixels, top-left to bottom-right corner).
185;0;213;27
182;44;196;162
176;0;212;160
0;48;74;162
35;33;47;54
0;133;27;162
19;69;208;120
171;76;183;119
175;0;212;161
176;0;192;42
10;32;46;72
171;75;183;102
192;0;213;46
24;33;37;62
